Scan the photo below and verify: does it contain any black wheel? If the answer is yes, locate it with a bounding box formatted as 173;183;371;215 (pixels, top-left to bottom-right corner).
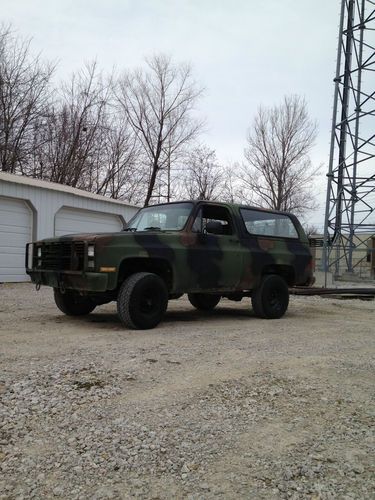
188;293;221;310
54;289;96;316
251;274;289;319
117;272;168;329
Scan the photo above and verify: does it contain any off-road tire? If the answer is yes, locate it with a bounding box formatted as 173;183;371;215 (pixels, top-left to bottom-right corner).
117;272;168;329
188;293;221;311
54;289;96;316
251;274;289;319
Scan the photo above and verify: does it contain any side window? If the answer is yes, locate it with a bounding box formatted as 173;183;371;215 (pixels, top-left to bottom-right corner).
240;209;298;238
192;205;233;235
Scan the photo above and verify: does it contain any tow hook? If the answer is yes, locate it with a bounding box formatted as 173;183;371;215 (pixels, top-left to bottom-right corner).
35;282;41;291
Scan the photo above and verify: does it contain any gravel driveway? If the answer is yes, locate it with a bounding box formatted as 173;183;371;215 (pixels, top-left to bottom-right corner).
0;283;374;499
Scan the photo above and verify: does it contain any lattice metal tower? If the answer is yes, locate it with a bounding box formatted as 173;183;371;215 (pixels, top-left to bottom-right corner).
323;0;375;277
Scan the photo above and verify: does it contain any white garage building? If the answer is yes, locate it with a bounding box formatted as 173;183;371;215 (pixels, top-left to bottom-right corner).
0;172;139;282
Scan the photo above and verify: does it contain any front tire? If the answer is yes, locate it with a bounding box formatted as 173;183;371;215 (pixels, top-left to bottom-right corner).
188;293;221;310
251;274;289;319
54;289;96;316
117;272;168;329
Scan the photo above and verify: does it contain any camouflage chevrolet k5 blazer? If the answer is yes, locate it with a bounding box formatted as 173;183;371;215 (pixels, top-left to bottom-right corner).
26;201;313;329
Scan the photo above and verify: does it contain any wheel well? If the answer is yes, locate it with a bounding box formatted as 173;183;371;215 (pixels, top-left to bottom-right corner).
118;258;173;291
262;265;295;286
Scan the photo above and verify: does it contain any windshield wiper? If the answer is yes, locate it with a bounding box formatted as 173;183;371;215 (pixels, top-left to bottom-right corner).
143;226;162;231
123;227;137;232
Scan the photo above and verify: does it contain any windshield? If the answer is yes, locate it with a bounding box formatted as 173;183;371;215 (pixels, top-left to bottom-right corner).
125;202;193;232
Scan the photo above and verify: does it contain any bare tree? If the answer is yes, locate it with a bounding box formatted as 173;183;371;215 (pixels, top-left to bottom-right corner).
220;162;244;203
0;24;54;173
304;224;320;238
116;54;204;206
28;62;145;203
240;95;319;215
177;145;224;200
93;114;144;204
34;62;111;187
0;29;205;204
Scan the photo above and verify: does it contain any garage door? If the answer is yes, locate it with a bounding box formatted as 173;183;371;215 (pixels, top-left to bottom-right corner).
0;197;32;282
55;207;123;237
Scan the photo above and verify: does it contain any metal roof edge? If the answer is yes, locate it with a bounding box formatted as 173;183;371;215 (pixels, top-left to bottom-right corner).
0;172;139;208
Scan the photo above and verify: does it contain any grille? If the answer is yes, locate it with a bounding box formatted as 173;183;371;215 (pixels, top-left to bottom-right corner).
37;242;86;271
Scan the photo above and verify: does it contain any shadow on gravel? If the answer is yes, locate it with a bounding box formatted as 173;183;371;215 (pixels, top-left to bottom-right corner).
48;305;257;330
164;306;254;323
45;300;296;333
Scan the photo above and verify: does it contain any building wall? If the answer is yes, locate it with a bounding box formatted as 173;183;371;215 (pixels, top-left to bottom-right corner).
0;176;138;241
310;233;375;278
0;174;139;282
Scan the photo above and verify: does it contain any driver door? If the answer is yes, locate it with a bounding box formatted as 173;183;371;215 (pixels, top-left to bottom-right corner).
187;204;242;291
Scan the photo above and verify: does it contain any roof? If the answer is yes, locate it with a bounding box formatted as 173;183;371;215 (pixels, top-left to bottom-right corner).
149;199;294;216
0;172;139;208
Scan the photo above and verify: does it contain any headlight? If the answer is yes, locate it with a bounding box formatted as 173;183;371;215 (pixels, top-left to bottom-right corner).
87;244;95;269
37;247;42;257
27;244;33;269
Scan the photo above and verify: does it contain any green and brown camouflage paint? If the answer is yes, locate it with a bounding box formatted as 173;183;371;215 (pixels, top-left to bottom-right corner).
26;201;313;295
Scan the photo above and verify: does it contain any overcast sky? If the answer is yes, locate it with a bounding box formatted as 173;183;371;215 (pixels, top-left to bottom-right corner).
2;0;342;226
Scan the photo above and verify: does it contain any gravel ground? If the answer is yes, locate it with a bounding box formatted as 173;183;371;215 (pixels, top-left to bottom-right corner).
0;283;374;499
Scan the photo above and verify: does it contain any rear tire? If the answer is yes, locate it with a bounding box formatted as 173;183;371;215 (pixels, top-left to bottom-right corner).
54;289;96;316
117;272;168;329
251;274;289;319
188;293;221;310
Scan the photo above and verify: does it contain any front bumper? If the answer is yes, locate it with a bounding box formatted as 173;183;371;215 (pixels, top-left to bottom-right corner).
27;270;108;292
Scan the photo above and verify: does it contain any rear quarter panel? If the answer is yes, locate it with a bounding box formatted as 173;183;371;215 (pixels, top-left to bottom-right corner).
234;208;313;288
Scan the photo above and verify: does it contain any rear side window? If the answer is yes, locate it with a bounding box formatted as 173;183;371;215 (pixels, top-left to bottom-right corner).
240;209;299;239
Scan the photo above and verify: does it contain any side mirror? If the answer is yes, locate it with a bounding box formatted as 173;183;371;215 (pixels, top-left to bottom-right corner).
206;220;224;235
